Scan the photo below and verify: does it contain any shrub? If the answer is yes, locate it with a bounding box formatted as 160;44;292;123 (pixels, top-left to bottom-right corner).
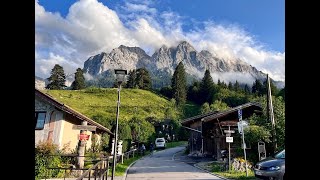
35;141;63;180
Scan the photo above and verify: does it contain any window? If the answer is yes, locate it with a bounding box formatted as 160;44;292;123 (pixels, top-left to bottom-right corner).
35;111;46;130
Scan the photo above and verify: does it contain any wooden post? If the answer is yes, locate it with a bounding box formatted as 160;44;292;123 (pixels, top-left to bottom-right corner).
77;121;87;170
121;154;123;164
228;126;231;171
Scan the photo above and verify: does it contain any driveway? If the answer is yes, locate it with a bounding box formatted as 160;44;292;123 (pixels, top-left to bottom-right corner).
125;146;223;180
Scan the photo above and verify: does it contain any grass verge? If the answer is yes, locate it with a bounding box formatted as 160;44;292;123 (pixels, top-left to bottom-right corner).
210;161;256;180
165;141;188;148
113;155;144;176
214;170;256;180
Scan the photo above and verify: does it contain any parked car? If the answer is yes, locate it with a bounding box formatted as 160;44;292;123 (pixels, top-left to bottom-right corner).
254;149;285;180
155;137;166;149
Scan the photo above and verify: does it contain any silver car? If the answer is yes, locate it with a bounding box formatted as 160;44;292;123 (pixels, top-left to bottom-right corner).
254;149;285;180
155;137;166;149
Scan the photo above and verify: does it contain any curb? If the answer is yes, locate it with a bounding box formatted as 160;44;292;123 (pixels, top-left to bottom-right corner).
172;150;184;161
193;163;230;180
122;157;140;180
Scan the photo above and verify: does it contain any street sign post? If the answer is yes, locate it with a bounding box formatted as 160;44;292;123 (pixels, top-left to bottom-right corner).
73;125;96;131
225;126;236;171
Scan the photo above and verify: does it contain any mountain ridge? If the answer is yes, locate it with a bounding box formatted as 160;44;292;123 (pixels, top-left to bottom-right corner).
83;41;284;88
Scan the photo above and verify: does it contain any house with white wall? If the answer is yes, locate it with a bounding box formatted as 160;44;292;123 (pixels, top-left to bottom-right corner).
35;88;113;152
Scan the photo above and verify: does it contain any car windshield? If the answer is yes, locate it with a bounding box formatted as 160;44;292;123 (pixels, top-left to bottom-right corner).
274;150;285;159
157;139;164;142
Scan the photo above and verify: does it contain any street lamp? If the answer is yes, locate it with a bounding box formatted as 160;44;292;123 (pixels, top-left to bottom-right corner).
111;69;127;180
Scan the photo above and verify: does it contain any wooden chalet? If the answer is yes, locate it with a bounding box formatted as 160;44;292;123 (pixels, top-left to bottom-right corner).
181;102;262;160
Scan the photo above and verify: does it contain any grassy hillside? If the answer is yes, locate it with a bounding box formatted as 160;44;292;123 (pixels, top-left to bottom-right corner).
43;87;183;127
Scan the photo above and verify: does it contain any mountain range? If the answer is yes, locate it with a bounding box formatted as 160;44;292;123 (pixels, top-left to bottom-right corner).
83;41;284;88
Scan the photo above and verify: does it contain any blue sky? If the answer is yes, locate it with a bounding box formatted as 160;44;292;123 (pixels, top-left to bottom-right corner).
39;0;284;52
36;0;285;83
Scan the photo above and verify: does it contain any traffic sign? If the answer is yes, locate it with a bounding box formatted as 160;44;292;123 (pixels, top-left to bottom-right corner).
224;130;235;134
79;134;90;141
226;137;233;143
238;109;242;121
225;133;231;137
237;122;243;134
73;125;96;131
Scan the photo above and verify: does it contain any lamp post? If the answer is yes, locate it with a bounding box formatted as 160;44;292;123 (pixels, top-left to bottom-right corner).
111;69;127;180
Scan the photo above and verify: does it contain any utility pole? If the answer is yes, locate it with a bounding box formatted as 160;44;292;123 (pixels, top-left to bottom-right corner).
267;74;277;155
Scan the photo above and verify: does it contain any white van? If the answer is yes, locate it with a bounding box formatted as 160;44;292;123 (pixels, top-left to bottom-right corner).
155;138;166;149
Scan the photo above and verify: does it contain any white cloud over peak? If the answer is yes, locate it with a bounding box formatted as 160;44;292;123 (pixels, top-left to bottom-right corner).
35;0;285;83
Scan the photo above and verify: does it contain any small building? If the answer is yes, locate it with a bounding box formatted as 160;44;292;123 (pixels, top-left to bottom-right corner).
181;102;262;160
35;88;113;152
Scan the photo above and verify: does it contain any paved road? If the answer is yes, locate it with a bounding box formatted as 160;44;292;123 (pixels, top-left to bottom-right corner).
125;146;223;180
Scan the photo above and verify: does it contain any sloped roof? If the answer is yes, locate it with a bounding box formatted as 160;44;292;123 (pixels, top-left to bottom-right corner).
35;88;113;135
181;102;262;126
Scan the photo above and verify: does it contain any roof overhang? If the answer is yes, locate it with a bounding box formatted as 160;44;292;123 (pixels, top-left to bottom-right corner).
35;88;114;135
181;102;262;126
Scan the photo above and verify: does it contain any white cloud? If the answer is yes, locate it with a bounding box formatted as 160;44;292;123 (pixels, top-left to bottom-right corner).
211;72;255;85
35;53;79;78
35;0;285;82
124;2;157;14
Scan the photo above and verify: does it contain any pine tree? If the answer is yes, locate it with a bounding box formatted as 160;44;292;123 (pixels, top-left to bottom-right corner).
126;69;137;88
135;68;152;90
228;81;233;90
171;62;187;106
221;81;227;89
187;81;200;104
217;79;222;86
234;80;240;92
252;79;263;96
200;69;214;104
46;64;66;90
71;68;86;90
244;84;251;94
277;87;285;100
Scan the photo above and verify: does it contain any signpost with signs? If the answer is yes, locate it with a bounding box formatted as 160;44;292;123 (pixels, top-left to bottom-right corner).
75;122;97;170
238;109;248;177
225;126;235;171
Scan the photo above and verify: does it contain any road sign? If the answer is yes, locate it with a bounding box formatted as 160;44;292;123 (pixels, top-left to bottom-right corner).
224;130;235;134
79;134;90;141
73;125;96;131
226;137;233;143
237;121;248;134
238;109;242;120
242;142;247;149
237;122;243;134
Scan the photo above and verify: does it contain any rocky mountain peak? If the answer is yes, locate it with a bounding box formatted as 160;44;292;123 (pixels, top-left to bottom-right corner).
83;41;284;88
177;41;196;52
